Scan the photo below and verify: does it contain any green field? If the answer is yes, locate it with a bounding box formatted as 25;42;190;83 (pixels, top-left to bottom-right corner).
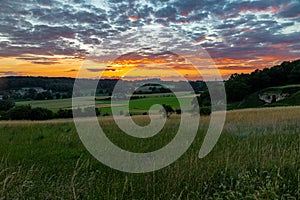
16;98;74;111
99;95;193;115
0;106;299;199
16;93;193;115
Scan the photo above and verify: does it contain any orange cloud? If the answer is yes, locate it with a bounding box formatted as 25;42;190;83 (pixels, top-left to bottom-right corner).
129;16;140;20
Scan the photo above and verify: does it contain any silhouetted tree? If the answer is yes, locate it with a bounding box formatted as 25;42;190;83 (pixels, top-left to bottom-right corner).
225;59;300;103
161;104;174;118
0;100;15;111
30;107;53;120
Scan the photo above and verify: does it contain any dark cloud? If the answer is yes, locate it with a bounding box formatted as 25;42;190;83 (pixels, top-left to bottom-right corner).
278;1;300;18
218;66;257;70
155;6;177;18
16;56;61;65
32;61;60;65
87;68;103;72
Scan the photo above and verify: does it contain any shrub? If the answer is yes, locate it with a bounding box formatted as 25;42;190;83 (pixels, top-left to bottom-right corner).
2;105;54;120
200;106;212;116
0;110;9;120
175;109;181;115
55;109;73;119
160;104;174;118
0;100;15;111
6;105;32;120
30;107;53;120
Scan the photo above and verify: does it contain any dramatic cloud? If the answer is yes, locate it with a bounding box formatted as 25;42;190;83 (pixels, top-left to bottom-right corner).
0;0;299;78
218;66;257;71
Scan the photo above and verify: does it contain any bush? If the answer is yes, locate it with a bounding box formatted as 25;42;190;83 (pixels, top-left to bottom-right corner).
200;106;211;116
1;105;54;120
55;109;73;119
175;109;181;115
30;107;53;120
95;108;100;116
0;100;15;111
160;104;174;118
6;105;32;120
0;110;9;120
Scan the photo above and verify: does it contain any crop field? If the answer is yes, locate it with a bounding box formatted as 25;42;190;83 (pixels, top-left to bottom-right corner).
0;106;299;199
16;98;74;111
99;95;190;115
16;93;188;114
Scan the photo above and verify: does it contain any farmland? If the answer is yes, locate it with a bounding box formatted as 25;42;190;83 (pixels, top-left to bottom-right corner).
0;106;299;199
16;93;185;114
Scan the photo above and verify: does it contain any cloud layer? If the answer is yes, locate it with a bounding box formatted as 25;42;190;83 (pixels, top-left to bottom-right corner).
0;0;299;77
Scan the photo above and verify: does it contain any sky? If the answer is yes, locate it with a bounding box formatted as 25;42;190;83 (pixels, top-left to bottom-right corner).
0;0;299;80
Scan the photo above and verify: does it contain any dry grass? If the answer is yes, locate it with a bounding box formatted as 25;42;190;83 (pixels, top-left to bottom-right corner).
0;106;299;199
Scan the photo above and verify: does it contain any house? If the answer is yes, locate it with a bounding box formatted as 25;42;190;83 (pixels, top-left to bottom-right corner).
259;93;289;103
17;87;46;95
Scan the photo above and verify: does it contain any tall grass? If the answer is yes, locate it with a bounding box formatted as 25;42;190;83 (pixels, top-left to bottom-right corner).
0;106;299;199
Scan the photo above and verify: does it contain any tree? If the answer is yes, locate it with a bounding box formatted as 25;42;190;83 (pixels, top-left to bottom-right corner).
30;107;53;120
0;100;15;111
160;104;174;118
225;73;251;102
192;90;212;116
271;95;277;104
225;59;300;103
55;109;73;118
23;88;37;100
1;105;54;120
55;93;61;99
6;105;32;120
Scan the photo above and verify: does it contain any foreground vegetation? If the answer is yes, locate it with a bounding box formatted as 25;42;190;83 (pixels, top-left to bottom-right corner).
0;106;299;199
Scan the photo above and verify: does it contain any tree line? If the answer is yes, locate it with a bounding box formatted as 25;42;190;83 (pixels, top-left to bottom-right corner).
0;77;207;100
0;100;101;120
226;59;300;102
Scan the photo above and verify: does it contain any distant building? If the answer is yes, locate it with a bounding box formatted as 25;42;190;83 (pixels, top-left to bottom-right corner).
16;87;46;95
0;95;3;100
259;93;289;103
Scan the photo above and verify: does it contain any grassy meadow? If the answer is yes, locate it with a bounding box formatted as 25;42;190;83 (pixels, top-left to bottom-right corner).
0;106;299;199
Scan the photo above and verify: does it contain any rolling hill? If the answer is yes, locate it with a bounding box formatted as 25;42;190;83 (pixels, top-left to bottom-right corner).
231;84;300;109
